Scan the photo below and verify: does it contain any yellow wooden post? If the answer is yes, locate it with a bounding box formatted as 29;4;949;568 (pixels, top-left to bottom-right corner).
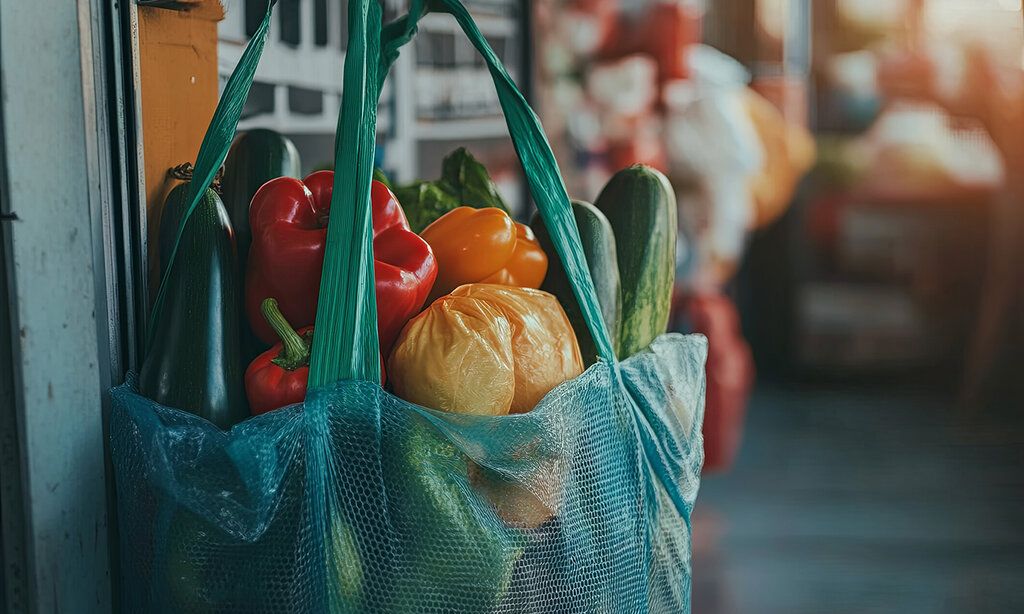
137;1;225;286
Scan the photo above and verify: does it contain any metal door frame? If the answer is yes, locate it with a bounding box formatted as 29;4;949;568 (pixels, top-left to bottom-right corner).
0;0;148;611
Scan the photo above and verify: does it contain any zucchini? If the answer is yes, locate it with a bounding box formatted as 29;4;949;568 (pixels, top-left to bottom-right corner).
530;200;621;365
221;129;301;276
221;129;300;360
142;185;248;428
594;165;677;359
156;181;201;276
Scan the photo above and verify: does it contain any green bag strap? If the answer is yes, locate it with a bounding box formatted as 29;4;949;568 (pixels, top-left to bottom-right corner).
146;0;277;346
306;0;385;388
423;0;616;364
307;0;616;388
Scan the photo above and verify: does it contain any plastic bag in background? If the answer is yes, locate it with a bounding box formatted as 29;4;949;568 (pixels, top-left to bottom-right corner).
110;1;708;612
664;45;763;291
861;102;1003;195
664;45;762;180
586;55;668;173
586;54;659;121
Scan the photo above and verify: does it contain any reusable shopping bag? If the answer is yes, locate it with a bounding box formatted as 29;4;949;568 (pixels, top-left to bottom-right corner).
111;1;707;611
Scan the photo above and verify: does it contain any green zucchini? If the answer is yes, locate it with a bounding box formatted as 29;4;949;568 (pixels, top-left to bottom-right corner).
142;185;248;428
163;466;304;612
156;182;197;276
221;129;300;360
221;129;301;276
594;165;677;359
530;200;622;366
385;420;524;611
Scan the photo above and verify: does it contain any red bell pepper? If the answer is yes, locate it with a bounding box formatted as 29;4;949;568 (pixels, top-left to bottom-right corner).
246;298;387;415
246;171;438;355
245;298;313;415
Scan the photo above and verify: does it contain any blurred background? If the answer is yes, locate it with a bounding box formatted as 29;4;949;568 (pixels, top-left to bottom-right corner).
168;0;1024;610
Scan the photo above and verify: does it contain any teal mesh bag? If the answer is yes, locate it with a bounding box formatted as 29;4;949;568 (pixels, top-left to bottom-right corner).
110;1;707;612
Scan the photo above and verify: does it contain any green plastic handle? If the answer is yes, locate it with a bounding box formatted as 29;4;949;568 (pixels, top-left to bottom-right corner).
146;0;276;346
307;0;617;389
306;0;385;388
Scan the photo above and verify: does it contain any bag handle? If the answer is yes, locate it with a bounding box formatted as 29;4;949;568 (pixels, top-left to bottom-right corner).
146;0;276;345
306;0;385;387
307;0;617;389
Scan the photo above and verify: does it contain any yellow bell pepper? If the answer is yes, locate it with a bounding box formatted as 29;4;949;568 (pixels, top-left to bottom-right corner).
387;283;583;416
387;283;583;528
420;207;548;302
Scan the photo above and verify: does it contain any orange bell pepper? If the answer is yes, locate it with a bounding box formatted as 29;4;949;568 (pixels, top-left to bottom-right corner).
420;207;547;302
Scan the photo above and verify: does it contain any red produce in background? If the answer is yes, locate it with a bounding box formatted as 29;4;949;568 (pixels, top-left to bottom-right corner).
675;291;755;473
566;0;620;56
606;130;669;173
640;1;702;83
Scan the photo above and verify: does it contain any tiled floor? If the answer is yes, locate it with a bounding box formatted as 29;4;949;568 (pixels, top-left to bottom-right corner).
691;382;1024;614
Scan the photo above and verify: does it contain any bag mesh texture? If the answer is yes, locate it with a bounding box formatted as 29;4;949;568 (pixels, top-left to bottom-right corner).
111;334;706;613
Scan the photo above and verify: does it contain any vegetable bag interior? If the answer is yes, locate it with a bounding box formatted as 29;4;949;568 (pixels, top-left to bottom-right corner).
111;333;705;612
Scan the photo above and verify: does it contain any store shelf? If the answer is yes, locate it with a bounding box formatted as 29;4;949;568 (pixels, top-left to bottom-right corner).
418;11;517;37
415;117;509;141
237;107;392;136
218;40;344;94
216;0;526;197
462;0;519;17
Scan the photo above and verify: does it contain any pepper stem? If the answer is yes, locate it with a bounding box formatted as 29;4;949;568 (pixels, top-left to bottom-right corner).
261;298;311;371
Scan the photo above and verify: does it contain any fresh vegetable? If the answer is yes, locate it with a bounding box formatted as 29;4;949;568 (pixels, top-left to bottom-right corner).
388;283;582;528
220;129;301;276
324;396;524;611
393;148;510;232
384;420;525;605
420;207;547;302
388;284;583;416
479;223;549;288
531;200;622;366
156;179;195;276
392;181;460;234
141;185;248;428
156;164;225;277
221;131;301;363
165;472;306;612
594;165;677;358
372;166;392;189
245;172;437;355
244;298;313;416
165;510;235;612
438;147;509;211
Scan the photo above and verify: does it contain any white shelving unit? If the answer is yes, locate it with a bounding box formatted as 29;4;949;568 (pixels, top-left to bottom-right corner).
217;0;526;187
219;0;356;135
418;10;517;36
415;116;510;141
